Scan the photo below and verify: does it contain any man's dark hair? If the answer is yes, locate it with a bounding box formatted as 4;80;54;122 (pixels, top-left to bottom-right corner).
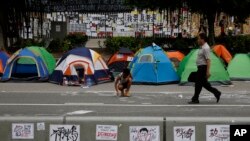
199;33;208;42
123;68;130;76
140;128;148;133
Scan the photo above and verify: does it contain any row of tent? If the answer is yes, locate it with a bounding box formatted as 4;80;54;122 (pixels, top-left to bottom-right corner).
0;44;250;86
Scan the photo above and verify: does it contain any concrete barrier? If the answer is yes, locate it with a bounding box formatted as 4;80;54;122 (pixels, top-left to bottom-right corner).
1;116;250;141
165;117;250;141
66;116;164;141
0;116;63;141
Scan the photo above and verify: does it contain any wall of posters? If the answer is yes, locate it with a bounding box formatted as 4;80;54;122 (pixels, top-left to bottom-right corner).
129;126;160;141
206;125;230;141
173;126;195;141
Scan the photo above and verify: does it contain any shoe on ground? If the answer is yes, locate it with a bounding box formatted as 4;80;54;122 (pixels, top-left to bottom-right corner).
216;91;221;103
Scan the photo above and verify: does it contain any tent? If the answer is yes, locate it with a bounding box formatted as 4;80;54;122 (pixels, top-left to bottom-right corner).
107;47;134;73
50;47;112;85
166;51;185;68
227;54;250;80
129;45;179;84
0;50;9;75
1;46;55;81
177;49;231;85
213;45;232;64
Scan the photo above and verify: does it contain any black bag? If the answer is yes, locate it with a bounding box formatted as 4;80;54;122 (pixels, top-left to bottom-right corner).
188;72;197;82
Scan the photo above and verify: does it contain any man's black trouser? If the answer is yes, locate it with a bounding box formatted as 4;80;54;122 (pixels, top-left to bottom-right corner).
192;65;220;101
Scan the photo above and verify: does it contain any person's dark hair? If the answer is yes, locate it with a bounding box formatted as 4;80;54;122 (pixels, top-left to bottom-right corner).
140;128;148;133
123;68;130;76
199;33;208;42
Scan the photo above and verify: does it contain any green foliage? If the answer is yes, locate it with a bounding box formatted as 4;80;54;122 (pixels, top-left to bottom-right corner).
47;33;88;53
64;33;88;48
47;39;62;53
105;37;195;54
215;35;250;54
105;35;250;54
6;39;45;54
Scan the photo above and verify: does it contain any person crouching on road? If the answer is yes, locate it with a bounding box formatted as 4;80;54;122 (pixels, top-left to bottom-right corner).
188;33;221;104
114;68;132;97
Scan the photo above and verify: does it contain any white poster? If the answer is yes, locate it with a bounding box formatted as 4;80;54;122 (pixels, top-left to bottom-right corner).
174;126;195;141
56;25;61;32
37;122;45;131
206;125;230;141
50;125;80;141
129;126;160;141
12;123;34;139
96;125;118;140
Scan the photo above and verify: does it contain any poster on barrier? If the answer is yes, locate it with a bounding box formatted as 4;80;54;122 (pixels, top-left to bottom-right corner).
96;125;118;140
129;126;160;141
12;123;34;139
50;125;80;141
173;126;195;141
206;125;230;141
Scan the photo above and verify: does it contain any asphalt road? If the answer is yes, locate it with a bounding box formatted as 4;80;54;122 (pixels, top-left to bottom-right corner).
1;81;250;117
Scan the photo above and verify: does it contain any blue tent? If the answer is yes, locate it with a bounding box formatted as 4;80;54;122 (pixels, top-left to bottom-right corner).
1;48;49;81
0;51;9;69
129;45;179;84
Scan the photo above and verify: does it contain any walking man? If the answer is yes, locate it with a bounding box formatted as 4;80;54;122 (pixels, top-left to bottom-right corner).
188;33;221;104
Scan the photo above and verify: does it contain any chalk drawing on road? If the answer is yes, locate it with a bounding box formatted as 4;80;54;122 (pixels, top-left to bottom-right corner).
50;125;80;141
96;125;118;140
206;125;230;141
12;123;34;139
129;126;160;141
174;126;195;141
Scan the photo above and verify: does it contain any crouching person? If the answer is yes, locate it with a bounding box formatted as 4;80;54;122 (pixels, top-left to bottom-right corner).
114;68;132;97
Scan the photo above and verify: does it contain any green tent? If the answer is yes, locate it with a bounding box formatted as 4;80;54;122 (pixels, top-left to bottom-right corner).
227;54;250;80
20;46;56;74
177;49;231;85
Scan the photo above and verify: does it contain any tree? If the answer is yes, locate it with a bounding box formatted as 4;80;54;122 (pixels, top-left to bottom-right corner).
186;0;250;45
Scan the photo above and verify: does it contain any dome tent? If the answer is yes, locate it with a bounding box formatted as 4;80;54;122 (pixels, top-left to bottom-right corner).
129;44;179;84
50;47;112;85
177;49;231;85
107;47;134;73
1;46;55;81
227;54;250;80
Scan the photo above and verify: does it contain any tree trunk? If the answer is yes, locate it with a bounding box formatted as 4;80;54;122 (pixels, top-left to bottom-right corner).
206;11;216;45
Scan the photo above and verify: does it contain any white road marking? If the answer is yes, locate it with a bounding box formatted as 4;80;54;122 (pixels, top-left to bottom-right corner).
65;110;93;115
0;103;250;107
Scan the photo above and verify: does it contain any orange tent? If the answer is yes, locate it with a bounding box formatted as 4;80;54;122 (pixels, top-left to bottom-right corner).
213;45;232;63
166;51;185;62
0;60;3;74
107;48;134;72
166;51;185;68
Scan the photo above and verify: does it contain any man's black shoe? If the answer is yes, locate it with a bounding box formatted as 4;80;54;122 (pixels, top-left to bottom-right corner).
216;91;221;103
188;100;199;104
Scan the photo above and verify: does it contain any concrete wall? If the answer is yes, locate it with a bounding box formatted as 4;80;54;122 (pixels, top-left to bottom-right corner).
1;116;250;141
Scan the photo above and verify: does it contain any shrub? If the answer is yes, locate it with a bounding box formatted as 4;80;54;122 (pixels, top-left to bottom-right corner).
64;33;88;48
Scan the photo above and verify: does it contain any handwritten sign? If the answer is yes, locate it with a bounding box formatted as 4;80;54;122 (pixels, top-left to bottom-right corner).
12;123;34;139
206;125;230;141
174;126;195;141
50;125;80;141
129;126;160;141
96;125;118;140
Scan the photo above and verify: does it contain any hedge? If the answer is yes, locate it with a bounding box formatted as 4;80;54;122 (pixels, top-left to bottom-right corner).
105;35;250;55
